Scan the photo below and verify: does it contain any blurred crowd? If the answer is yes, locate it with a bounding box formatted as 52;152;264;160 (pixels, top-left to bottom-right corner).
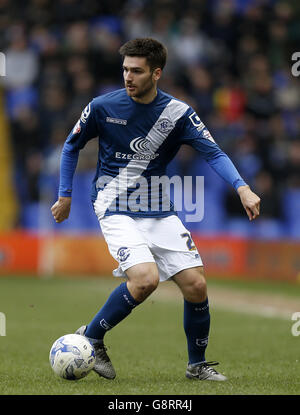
1;0;300;237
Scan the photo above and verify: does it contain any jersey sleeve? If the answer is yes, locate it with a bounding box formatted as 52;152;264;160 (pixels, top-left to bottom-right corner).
178;107;247;191
58;100;99;197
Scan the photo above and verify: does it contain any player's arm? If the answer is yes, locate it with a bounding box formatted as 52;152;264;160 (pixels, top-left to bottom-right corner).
51;101;99;223
179;109;261;221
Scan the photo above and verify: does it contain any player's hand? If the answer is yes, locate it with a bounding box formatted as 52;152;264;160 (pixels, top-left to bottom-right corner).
51;197;71;223
237;185;261;221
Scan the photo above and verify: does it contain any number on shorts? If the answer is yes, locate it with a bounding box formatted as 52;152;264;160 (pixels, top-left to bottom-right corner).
181;233;196;251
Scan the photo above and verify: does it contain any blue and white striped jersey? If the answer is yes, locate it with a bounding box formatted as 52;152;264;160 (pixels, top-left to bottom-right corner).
59;88;246;218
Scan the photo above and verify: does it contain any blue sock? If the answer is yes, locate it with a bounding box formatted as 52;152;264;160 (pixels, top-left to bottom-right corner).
184;297;210;364
85;282;140;341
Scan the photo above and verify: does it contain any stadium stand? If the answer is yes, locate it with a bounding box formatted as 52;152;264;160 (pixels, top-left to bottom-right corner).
0;0;299;239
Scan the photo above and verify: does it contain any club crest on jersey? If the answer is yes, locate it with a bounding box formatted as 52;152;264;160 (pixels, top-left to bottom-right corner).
117;247;130;262
80;103;91;124
156;118;173;134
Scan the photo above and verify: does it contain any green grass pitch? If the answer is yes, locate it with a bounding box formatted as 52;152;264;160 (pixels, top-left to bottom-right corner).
0;276;299;395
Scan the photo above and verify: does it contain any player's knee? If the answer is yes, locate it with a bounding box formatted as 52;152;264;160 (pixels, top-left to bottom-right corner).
193;276;207;299
127;263;159;300
137;269;159;295
184;268;207;302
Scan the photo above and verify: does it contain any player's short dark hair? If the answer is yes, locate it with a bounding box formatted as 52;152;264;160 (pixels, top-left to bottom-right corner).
119;38;167;71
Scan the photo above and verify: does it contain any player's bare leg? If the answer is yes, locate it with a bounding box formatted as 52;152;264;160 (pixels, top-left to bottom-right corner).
172;266;227;381
126;262;159;302
172;266;207;303
76;262;159;379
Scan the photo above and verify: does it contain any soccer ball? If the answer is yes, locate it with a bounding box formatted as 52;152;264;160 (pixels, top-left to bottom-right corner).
49;333;96;380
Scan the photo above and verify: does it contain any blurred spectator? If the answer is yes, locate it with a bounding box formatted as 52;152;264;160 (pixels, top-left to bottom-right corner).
39;85;69;147
231;134;262;184
44;121;69;175
188;65;214;122
252;170;281;218
10;106;42;203
214;77;246;123
122;1;151;39
64;22;90;53
10;106;41;166
3;24;39;90
285;140;300;189
246;72;278;120
171;16;216;66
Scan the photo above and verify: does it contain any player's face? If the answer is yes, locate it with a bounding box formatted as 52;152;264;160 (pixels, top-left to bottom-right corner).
123;56;161;102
